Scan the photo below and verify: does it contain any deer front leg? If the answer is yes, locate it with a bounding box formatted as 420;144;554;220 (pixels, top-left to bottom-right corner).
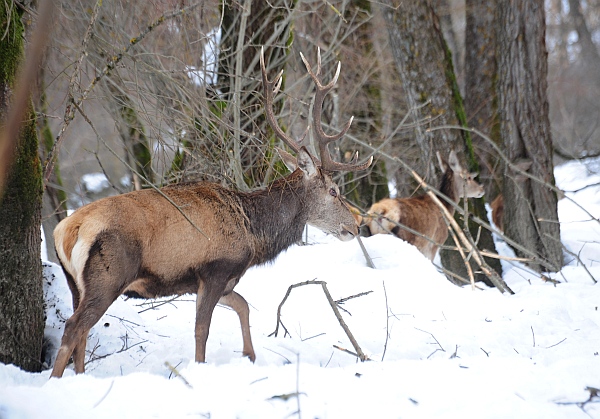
219;291;256;362
194;279;227;363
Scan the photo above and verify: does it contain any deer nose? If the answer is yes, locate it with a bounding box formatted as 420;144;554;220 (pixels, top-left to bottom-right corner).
340;223;358;241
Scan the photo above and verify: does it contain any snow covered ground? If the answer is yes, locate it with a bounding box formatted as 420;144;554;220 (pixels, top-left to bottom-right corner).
1;157;599;418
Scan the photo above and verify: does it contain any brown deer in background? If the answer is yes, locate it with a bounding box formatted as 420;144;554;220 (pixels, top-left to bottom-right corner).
49;48;371;378
490;160;533;232
361;150;484;260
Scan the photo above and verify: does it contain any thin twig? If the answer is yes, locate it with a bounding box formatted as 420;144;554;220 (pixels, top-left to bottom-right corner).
347;131;559;273
545;233;597;284
164;361;193;389
71;101;211;240
333;345;361;359
356;236;376;268
415;327;446;359
43;2;203;186
545;337;567;349
408;167;514;294
381;279;390;362
92;380;115;408
335;290;373;305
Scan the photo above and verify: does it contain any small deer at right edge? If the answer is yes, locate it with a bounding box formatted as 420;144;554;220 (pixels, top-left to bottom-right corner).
360;150;484;261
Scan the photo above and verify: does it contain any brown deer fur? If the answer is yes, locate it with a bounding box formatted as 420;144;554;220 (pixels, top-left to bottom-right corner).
362;151;484;261
490;194;504;232
50;49;371;378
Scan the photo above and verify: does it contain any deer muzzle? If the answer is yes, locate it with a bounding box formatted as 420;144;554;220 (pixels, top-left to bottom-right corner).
339;223;358;241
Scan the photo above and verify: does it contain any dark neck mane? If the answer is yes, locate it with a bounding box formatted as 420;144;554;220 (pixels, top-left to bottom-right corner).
239;170;309;265
437;168;458;211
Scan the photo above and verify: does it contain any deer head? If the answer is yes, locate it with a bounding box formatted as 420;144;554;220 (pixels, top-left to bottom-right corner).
260;47;372;240
437;150;484;201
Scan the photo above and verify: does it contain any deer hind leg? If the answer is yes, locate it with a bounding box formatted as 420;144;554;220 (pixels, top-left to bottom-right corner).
71;332;88;373
62;272;88;374
218;291;255;362
51;284;120;377
51;232;141;378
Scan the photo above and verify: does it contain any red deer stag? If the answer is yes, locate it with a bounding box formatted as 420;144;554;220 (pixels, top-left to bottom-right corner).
362;150;483;260
49;48;371;378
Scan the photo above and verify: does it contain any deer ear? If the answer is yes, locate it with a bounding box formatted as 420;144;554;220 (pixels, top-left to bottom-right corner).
276;147;298;172
296;147;318;177
447;150;461;172
436;151;448;172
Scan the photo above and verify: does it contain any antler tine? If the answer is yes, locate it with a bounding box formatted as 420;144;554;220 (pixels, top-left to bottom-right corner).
299;50;373;172
260;46;305;155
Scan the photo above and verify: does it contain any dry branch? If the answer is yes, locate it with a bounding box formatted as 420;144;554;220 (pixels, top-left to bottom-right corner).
164;361;193;389
413;171;514;294
269;279;369;362
42;2;203;186
347;129;560;273
356;236;376;268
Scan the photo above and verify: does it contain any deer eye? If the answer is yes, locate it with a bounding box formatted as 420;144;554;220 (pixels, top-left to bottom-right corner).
329;188;337;198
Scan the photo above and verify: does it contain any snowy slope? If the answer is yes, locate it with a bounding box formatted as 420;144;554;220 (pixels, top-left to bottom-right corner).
0;158;599;418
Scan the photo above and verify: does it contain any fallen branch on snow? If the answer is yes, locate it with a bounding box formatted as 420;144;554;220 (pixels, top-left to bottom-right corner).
269;279;370;361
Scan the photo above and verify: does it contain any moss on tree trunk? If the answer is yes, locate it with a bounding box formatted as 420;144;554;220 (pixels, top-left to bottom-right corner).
383;1;501;286
0;2;44;372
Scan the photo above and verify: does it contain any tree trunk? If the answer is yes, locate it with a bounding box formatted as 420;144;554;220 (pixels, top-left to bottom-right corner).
464;0;501;198
432;0;464;94
497;0;563;271
568;0;600;71
382;0;501;286
0;1;44;372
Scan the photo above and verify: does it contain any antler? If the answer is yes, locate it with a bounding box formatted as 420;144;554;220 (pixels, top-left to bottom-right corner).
260;46;372;172
260;47;309;155
299;48;372;172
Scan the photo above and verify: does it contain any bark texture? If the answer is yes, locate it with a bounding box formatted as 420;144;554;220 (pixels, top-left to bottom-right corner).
464;0;500;197
497;0;563;271
0;0;44;372
383;0;501;285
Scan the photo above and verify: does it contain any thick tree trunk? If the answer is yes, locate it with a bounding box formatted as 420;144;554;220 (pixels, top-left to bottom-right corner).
382;1;460;178
497;1;563;271
0;1;44;372
464;0;501;198
382;1;501;286
432;0;464;93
